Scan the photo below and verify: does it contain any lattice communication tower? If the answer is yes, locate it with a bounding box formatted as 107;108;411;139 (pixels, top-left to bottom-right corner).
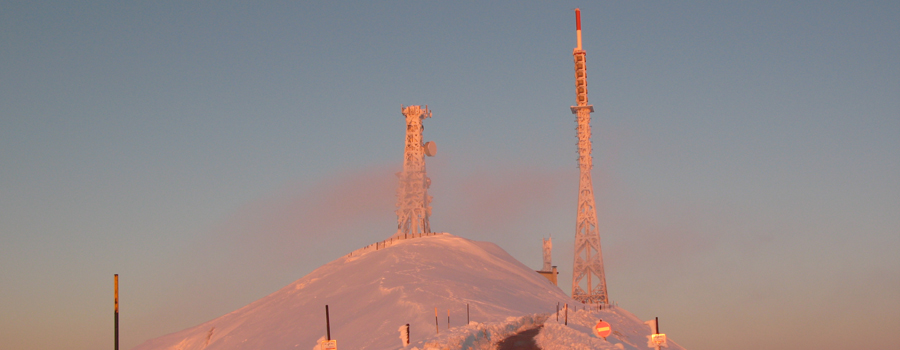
394;105;436;238
570;8;609;305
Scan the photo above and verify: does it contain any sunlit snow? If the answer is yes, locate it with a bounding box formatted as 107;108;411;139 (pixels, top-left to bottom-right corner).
133;234;683;350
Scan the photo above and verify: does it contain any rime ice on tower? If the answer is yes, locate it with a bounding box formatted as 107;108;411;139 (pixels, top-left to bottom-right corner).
536;237;558;286
569;8;609;305
542;237;553;272
394;105;437;238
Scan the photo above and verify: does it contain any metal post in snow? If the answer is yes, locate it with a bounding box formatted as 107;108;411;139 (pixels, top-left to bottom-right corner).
466;304;469;325
114;274;119;350
325;305;331;340
656;316;661;350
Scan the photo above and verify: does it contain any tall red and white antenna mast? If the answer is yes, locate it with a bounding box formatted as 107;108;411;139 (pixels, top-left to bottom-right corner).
570;8;609;305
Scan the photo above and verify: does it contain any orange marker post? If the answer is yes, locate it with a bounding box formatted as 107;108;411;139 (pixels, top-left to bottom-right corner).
114;274;119;350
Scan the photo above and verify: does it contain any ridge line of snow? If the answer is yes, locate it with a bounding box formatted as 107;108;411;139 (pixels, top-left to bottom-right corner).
345;232;448;259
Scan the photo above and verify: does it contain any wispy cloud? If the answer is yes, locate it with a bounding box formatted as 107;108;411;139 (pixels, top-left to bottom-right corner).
205;163;401;266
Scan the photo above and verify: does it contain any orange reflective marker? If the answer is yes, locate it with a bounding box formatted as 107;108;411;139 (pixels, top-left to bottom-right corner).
593;320;611;338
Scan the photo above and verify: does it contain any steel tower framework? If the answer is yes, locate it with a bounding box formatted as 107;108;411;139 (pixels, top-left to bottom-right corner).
395;105;433;237
570;9;609;305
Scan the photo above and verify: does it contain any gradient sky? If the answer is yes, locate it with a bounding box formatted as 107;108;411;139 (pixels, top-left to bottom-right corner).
2;2;898;350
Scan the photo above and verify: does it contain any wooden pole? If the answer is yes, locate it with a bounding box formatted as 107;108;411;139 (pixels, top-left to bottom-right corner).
466;304;469;325
564;303;568;325
114;274;119;350
434;308;439;334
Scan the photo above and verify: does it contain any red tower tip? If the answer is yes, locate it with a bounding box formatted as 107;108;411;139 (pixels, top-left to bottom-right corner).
575;8;581;31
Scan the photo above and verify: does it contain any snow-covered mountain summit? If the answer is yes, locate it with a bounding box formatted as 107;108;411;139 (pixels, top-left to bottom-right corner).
133;234;683;350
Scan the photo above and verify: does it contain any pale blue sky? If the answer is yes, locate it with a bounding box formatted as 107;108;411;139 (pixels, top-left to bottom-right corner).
1;2;898;350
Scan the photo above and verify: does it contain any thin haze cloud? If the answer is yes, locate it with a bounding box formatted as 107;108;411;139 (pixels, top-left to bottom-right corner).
197;163;575;264
442;166;568;233
199;164;401;267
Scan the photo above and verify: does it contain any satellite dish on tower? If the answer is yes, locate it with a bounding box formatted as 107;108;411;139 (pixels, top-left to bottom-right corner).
424;141;437;157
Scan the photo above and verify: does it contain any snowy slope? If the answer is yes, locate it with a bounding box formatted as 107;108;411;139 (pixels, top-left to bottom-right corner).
133;234;684;350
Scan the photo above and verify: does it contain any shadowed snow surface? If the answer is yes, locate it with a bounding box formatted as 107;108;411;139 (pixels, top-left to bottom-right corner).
133;234;683;350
